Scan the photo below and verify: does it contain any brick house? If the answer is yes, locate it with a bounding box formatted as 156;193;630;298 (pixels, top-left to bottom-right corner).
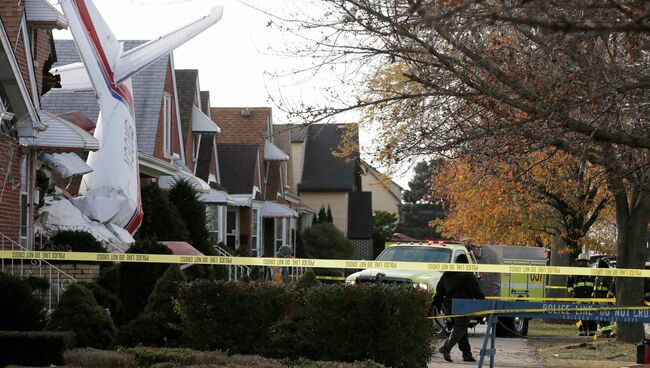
42;41;232;250
173;70;230;246
0;1;98;249
212;107;300;257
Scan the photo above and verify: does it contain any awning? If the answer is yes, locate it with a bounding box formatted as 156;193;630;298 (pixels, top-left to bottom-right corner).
19;110;99;152
230;194;252;207
159;169;211;193
25;0;68;29
261;201;298;218
264;140;288;161
199;189;233;205
39;152;92;179
160;241;204;256
191;106;220;133
138;152;178;178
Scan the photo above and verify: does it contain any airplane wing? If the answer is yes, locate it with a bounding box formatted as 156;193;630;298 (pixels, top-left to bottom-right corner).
113;6;223;85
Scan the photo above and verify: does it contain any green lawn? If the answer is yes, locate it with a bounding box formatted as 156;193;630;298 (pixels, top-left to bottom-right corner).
527;320;639;368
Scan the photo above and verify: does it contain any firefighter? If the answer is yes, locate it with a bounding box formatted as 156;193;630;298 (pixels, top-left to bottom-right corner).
567;252;597;336
592;257;614;337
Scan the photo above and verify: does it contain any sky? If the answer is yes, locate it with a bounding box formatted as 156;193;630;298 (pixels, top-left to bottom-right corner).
51;0;414;189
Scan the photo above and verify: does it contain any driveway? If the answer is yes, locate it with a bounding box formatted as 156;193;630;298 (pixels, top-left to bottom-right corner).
428;325;545;367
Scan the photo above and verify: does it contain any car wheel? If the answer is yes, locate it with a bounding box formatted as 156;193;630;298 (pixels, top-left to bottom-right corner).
429;303;450;336
513;316;529;336
496;316;529;337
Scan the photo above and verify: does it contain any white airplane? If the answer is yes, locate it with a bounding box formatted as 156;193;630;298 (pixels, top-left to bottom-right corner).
53;0;223;234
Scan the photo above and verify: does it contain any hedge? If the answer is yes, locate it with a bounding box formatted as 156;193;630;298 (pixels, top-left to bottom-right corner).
178;280;289;354
298;284;433;368
0;331;74;367
178;281;433;367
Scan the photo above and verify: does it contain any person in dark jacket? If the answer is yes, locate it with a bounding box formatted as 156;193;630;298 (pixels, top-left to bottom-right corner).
433;253;485;363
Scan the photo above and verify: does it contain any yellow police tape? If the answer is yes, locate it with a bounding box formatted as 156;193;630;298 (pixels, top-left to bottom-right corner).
485;296;615;303
1;250;650;278
427;305;650;320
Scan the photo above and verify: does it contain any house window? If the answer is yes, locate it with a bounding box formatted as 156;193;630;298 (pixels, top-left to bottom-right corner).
252;208;259;256
290;218;297;246
193;134;201;161
163;94;172;155
226;208;239;248
206;204;220;246
275;218;283;252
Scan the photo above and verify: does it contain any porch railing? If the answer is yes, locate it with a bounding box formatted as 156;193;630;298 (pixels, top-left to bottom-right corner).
0;232;76;313
213;244;251;281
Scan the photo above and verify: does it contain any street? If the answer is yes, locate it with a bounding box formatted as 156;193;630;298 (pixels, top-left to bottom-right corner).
428;325;545;367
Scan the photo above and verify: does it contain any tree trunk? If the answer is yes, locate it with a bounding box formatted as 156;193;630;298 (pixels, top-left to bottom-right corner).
547;232;571;299
615;200;650;343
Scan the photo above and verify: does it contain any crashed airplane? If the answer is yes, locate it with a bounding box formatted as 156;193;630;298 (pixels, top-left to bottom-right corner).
40;0;223;250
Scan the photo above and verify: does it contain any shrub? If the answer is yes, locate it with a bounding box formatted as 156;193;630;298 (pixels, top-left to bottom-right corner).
96;263;120;294
124;347;227;367
177;281;433;367
168;178;211;255
45;229;105;253
0;272;47;331
302;223;354;260
48;283;116;348
118;240;173;323
0;331;74;367
80;282;124;325
178;280;289;353
293;269;320;289
118;265;185;346
65;348;136;368
298;284;433;368
137;184;190;242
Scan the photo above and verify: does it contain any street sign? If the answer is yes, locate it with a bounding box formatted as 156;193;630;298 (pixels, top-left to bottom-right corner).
452;298;650;323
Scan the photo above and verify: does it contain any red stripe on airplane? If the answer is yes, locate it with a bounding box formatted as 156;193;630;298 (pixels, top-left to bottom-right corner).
72;0;135;112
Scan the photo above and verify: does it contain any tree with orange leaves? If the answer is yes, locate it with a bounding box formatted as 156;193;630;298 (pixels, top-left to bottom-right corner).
433;152;611;259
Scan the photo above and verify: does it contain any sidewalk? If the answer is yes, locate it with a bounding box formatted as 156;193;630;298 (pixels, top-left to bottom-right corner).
428;326;544;367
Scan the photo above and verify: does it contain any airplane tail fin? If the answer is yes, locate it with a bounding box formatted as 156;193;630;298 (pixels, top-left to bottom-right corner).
60;0;223;88
59;0;121;90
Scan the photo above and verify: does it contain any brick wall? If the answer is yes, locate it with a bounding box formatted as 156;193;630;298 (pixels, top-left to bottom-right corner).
0;140;22;246
31;28;54;96
2;263;100;282
0;3;32;102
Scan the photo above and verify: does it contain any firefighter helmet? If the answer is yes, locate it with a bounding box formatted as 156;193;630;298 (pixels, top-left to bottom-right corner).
576;252;590;262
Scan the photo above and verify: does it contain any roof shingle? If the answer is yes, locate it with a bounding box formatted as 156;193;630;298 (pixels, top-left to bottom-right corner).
298;124;358;192
217;143;258;194
43;39;168;155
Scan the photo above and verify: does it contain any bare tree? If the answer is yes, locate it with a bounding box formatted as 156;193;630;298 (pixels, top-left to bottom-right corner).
273;0;650;341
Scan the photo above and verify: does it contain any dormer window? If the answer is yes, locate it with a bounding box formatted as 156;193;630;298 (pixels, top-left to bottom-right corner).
193;133;201;161
163;94;172;155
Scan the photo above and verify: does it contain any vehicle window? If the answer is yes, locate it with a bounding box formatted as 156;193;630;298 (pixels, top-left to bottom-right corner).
376;247;452;263
453;250;467;263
